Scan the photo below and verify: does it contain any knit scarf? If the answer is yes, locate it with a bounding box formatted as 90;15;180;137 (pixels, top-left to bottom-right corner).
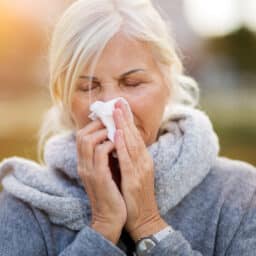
0;105;219;231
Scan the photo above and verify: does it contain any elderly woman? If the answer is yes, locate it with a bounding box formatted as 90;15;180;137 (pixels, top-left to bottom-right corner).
1;0;256;255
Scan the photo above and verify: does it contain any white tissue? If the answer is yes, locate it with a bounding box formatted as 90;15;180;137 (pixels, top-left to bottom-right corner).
88;97;132;142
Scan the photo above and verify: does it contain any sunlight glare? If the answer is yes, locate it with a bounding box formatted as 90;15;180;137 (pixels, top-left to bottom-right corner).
183;0;241;37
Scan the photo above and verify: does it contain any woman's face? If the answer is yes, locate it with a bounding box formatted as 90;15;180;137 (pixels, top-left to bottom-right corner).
71;32;171;146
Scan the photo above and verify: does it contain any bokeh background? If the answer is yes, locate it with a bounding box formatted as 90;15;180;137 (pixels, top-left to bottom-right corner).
0;0;255;169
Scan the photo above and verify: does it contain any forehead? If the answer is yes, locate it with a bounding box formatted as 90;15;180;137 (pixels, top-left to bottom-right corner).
83;32;159;75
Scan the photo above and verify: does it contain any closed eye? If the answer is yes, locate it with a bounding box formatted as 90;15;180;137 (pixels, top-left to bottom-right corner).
125;82;142;87
123;79;143;87
78;82;100;92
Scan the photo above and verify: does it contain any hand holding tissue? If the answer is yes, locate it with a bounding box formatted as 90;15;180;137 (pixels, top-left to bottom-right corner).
88;97;133;142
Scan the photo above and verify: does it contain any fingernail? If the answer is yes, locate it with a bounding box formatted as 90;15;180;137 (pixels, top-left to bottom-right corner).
114;108;121;116
114;100;122;109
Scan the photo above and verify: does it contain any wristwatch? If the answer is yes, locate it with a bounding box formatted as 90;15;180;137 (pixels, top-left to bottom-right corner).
135;226;173;256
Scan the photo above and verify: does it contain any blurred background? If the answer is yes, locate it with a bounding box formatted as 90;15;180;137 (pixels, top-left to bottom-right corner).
0;0;255;167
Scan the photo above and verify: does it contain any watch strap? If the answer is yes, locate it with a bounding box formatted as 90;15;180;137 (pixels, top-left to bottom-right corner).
135;226;173;255
152;225;173;242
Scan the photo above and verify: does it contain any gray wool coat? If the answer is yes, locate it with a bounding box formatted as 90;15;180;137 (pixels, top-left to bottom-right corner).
0;106;256;255
1;157;256;255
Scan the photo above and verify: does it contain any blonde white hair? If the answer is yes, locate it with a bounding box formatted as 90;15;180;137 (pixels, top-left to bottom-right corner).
37;0;200;163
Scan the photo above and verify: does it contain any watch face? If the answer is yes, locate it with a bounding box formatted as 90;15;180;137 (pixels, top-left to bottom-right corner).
136;238;157;256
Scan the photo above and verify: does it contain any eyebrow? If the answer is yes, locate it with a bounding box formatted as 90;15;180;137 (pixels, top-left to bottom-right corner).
79;68;146;81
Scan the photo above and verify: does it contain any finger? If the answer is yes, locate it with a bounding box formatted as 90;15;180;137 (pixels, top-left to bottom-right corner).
77;129;108;171
113;108;129;131
114;129;133;179
115;100;133;123
115;100;142;138
76;119;106;164
114;101;134;134
114;99;144;143
113;108;142;160
76;119;105;162
94;141;115;172
76;119;105;138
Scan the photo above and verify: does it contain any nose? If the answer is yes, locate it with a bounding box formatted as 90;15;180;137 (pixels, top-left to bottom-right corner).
99;83;122;102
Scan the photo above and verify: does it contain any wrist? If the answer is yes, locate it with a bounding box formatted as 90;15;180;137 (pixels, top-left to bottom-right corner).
129;216;168;242
135;225;173;256
91;221;123;244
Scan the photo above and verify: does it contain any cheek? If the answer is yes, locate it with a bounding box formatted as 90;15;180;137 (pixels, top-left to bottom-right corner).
71;93;91;129
128;86;168;144
134;86;167;119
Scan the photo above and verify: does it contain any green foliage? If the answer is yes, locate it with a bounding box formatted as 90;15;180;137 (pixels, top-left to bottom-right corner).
208;28;256;74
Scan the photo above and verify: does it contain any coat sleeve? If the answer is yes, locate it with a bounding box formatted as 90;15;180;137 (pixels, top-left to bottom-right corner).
224;189;256;256
82;181;256;256
0;190;126;256
0;191;48;256
148;189;256;256
58;226;126;256
146;228;203;256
